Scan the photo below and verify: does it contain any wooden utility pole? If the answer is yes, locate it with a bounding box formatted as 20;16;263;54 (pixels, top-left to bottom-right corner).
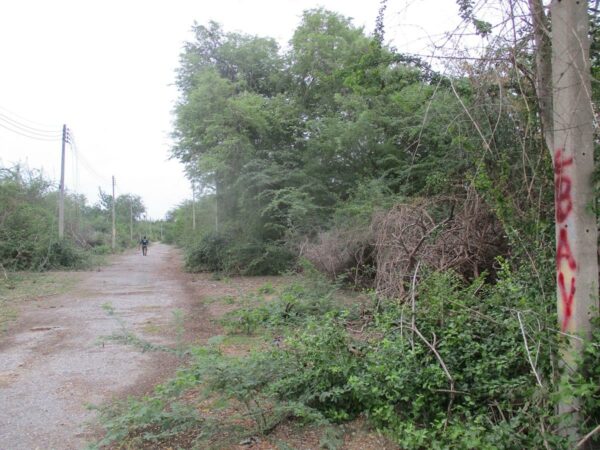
111;176;116;251
58;124;68;239
551;0;598;431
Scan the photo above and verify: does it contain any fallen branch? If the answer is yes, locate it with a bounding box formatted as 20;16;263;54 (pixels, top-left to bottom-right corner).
517;311;543;388
576;423;600;449
410;322;455;425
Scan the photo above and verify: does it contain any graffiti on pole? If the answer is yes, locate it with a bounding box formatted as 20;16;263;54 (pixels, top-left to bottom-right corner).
554;148;576;332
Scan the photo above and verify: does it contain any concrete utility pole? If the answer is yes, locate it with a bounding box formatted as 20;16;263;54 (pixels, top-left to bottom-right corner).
58;124;68;239
111;176;116;251
551;0;598;429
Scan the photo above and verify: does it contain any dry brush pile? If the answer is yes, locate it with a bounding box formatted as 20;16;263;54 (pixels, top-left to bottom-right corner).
302;191;506;298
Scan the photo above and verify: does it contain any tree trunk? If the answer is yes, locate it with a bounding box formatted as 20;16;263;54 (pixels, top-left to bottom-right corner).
528;0;554;152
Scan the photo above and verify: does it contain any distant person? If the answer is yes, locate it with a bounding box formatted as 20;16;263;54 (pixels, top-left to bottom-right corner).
140;236;149;256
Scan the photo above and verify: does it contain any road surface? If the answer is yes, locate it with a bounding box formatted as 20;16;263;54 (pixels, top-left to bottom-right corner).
0;244;192;449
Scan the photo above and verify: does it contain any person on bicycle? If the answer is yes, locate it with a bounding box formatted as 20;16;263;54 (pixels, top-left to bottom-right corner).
140;236;149;256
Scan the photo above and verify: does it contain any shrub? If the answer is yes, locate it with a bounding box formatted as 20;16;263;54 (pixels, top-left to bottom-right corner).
228;241;295;276
185;233;295;276
217;265;573;448
221;268;341;335
95;261;600;449
373;193;506;297
44;240;88;269
184;232;229;272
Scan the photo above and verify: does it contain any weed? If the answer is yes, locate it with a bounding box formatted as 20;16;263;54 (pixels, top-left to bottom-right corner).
258;282;276;295
98;303;185;356
220;276;341;335
222;295;236;304
207;335;225;348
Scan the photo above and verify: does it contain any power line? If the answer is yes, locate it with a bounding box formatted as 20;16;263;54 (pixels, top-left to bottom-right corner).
0;120;61;141
0;105;61;130
67;130;111;185
0;106;63;141
0;112;62;136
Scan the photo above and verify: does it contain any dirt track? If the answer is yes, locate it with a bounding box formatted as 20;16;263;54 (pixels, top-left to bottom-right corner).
0;244;193;450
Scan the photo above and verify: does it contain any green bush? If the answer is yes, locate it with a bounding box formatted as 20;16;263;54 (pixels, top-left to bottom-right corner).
230;241;295;276
221;272;341;334
185;232;295;275
575;315;600;444
44;240;89;269
215;266;578;448
184;232;229;272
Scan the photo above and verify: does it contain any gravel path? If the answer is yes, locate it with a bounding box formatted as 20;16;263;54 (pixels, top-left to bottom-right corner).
0;244;192;450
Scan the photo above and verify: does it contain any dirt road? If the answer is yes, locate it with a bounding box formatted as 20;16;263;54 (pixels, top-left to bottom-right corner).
0;244;193;450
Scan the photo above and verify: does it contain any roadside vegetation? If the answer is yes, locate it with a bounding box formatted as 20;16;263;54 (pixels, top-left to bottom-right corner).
0;164;149;272
93;2;600;448
0;164;150;331
92;266;600;449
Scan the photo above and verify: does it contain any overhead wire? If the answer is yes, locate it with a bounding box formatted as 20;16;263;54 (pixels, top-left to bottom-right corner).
68;130;111;187
0;109;117;220
68;132;79;194
0;120;62;141
0;106;62;141
0;105;61;130
0;112;62;136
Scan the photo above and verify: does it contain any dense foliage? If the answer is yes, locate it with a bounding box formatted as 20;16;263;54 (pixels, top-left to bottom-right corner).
167;7;559;282
167;9;489;275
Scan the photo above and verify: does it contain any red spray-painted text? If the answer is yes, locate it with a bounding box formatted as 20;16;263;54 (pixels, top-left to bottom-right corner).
554;149;576;332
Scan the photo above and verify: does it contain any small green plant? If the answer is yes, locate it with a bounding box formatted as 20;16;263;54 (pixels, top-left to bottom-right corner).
222;294;236;304
89;394;201;449
101;302;115;315
221;276;341;335
258;282;276;295
98;302;177;355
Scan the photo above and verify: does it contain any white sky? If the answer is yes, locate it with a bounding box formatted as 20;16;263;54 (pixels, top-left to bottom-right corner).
0;0;467;219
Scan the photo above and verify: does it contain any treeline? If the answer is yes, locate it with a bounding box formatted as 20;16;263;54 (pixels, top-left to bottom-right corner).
166;7;554;284
0;165;148;271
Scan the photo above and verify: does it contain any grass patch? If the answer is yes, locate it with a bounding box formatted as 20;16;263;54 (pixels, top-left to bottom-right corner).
0;271;79;334
142;321;163;335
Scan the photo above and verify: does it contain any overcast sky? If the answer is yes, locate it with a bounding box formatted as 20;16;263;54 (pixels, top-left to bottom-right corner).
0;0;468;219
